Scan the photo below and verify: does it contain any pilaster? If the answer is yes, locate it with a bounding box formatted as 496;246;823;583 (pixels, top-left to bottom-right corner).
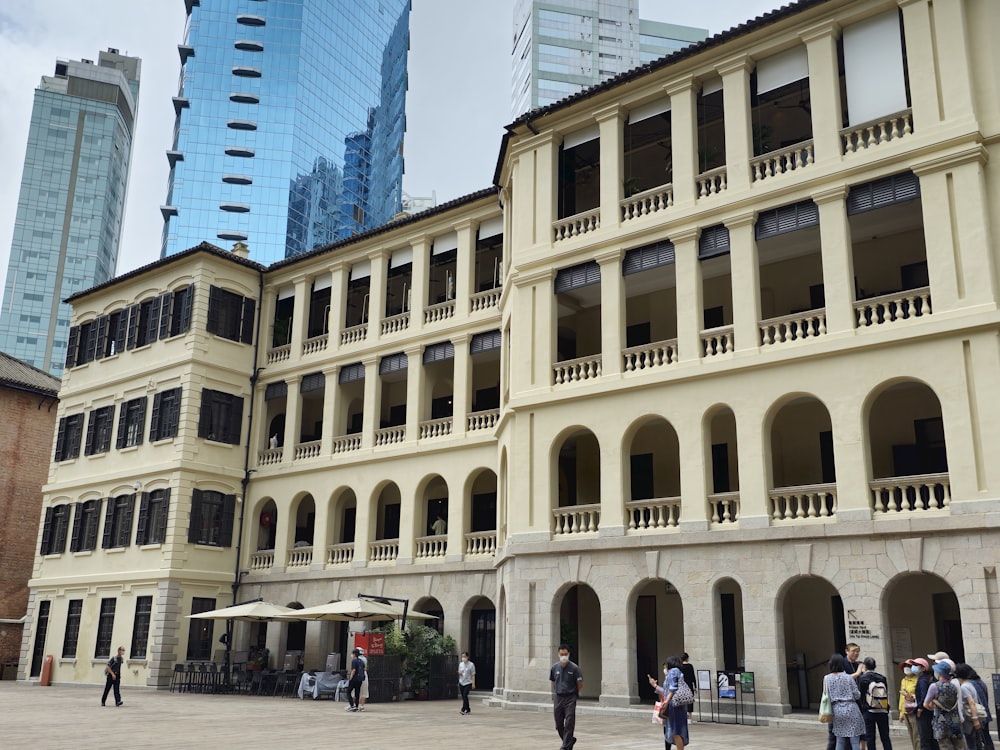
664;77;697;207
404;346;423;444
726;213;760;356
451;334;471;439
368;252;387;340
409;236;429;331
672;229;703;364
814;187;857;334
328;262;347;352
718;55;753;193
454;221;475;316
360;358;379;450
319;366;338;456
800;22;845;164
596;249;624;377
281;374;302;464
595;104;623;232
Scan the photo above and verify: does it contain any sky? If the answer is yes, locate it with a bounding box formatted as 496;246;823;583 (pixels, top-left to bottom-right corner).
0;0;782;302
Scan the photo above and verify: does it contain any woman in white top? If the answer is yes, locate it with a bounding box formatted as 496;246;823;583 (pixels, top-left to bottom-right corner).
457;651;476;715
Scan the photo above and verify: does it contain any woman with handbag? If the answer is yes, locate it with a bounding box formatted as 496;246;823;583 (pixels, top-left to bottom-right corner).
824;654;866;750
899;659;921;750
648;655;693;750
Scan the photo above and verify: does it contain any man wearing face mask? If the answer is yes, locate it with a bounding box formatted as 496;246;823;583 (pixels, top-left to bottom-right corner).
550;644;583;750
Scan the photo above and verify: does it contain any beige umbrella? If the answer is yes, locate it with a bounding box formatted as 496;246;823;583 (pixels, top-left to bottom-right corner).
186;601;294;622
277;598;436;622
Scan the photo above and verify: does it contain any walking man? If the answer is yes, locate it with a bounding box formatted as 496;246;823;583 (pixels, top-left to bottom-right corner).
550;644;583;750
101;646;125;707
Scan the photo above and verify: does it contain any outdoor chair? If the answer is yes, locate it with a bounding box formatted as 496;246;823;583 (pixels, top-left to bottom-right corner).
169;663;186;693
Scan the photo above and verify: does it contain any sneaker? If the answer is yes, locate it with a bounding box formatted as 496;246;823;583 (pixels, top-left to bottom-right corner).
344;705;354;712
358;706;365;712
116;702;124;707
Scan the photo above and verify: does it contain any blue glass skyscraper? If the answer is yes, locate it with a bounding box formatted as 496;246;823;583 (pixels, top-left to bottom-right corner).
161;0;410;264
0;49;140;376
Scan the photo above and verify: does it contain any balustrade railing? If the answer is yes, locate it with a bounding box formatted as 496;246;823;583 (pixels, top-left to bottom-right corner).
623;339;677;372
424;300;455;325
257;447;283;466
267;344;291;364
470;287;501;312
302;334;328;356
621;184;673;221
368;539;399;563
553;207;600;242
249;550;274;571
855;287;931;328
841;109;912;153
553;504;600;535
760;309;826;346
870;473;951;514
750;141;814;182
374;426;406;446
553;354;602;385
464;531;497;556
768;484;837;521
287;546;313;568
419;417;453;440
696;166;727;197
467;409;500;432
701;326;734;357
326;542;354;566
341;323;367;345
626;497;681;530
709;492;740;523
415;535;447;559
294;440;321;460
381;312;409;335
331;435;361;454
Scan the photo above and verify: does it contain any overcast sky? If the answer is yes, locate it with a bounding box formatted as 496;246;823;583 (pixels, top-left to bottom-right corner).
0;0;781;302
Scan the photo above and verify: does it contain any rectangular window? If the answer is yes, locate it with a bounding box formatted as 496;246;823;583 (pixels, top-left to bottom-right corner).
104;310;124;356
102;494;135;549
70;498;103;552
167;285;194;337
39;504;71;555
149;388;181;441
94;598;116;659
135;489;170;545
188;490;236;547
62;600;83;658
134;297;158;347
55;414;84;461
207;286;255;343
130;596;152;659
198;389;244;445
85;405;115;455
116;397;147;449
186;598;216;661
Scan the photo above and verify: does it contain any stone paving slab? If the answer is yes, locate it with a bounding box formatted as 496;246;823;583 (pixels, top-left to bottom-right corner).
1;682;825;749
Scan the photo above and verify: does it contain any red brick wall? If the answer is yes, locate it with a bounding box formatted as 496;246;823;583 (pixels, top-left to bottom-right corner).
0;386;57;664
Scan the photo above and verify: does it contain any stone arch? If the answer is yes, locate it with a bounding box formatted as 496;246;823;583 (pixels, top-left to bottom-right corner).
622;415;681;529
415;596;444;635
766;393;836;520
703;403;739;522
554;582;602;698
328;486;357;549
417;474;449;538
551;426;601;510
776;574;843;711
253;497;278;551
627;577;685;701
712;576;745;673
465;467;498;538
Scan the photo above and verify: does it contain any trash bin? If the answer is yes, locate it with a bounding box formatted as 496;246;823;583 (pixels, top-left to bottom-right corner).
1;661;18;680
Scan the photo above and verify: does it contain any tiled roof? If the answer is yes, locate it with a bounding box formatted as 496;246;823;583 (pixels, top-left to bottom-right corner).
0;351;60;397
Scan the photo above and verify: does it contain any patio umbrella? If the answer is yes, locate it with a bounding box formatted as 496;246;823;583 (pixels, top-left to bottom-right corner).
186;601;294;622
278;598;435;622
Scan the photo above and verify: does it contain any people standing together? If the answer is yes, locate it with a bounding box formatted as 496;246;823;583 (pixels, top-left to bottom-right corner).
648;654;696;750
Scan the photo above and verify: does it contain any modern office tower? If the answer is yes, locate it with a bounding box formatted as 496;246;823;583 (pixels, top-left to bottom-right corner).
512;0;707;116
161;0;410;264
0;49;140;376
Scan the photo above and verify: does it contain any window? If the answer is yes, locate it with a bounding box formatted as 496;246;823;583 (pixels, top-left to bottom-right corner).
54;414;84;461
39;504;71;555
166;285;194;337
149;388;181;441
188;490;236;547
117;397;147;449
62;600;83;658
70;499;103;552
198;389;244;444
130;596;152;659
136;489;170;545
85;405;115;455
134;297;158;347
102;494;135;549
104;310;125;357
94;598;116;658
207;286;255;343
186;598;216;661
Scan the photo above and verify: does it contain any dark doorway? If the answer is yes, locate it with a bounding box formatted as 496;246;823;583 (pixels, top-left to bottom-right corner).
30;600;51;677
426;497;447;536
933;592;965;663
382;504;400;540
720;593;738;672
820;430;836;483
630;453;654;501
287;620;306;652
636;595;658;700
712;443;731;493
340;507;356;543
470;605;495;690
471;492;497;532
832;595;846;653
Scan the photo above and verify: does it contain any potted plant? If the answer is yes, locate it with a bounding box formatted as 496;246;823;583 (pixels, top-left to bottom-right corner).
247;646;269;671
379;622;455;699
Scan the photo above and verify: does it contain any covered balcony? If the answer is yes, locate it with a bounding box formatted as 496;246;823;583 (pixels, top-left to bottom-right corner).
553;261;602;385
622;240;678;372
768;397;837;521
626;418;682;532
554;125;601;241
621;98;673;222
553;429;601;536
707;407;739;524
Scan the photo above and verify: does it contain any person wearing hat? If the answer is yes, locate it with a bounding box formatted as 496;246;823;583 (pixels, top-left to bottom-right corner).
927;651;951;664
910;658;938;750
898;660;920;750
923;661;964;750
345;648;366;712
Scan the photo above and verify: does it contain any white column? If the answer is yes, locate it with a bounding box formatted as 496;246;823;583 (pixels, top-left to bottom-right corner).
719;55;753;193
454;221;474;316
409;236;429;331
672;230;703;363
801;22;846;163
727;213;760;356
328;262;347;351
597;249;624;376
896;0;942;129
814;187;857;334
733;403;769;528
352;480;372;568
360;358;379;450
535;133;558;244
923;0;976;124
368;252;387;340
397;478;417;565
665;77;697;208
319;367;337;456
404;346;423;442
677;411;709;530
596;104;623;232
289;275;309;357
281;375;301;463
258;289;278;365
451;334;471;438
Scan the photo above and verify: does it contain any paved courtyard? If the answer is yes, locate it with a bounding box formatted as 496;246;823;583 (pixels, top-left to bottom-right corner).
2;681;829;749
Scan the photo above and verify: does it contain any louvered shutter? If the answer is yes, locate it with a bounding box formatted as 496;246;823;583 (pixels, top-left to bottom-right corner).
69;503;83;552
226;396;244;444
134;398;147;446
471;330;503;354
54;418;67;462
114;310;128;354
84;411;98;456
422;342;455;364
219;494;237;547
94;315;109;359
65;327;80;368
101;498;115;548
300;373;325;393
847;172;920;215
379;352;408;374
188;490;203;544
339;362;365;383
53;507;69;553
156;488;171;543
40;507;54;555
198;391;212;439
136;492;150;545
121;494;135;547
163;389;181;438
622;241;675;276
87;499;103;549
158;291;173;339
125;304;140;350
240;297;256;344
148;392;162;441
554;261;602;293
84;322;100;362
207;287;222;335
755;200;819;240
264;382;287;400
145;296;162;344
699;225;731;259
178;286;194;333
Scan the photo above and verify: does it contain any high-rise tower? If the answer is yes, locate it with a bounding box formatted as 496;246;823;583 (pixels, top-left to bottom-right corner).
161;0;410;264
0;49;141;376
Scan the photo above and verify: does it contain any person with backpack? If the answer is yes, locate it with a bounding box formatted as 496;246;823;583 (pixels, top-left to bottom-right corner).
923;661;964;750
858;657;893;750
954;664;990;750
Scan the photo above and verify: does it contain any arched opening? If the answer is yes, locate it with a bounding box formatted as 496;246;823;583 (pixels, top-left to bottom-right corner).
714;578;745;672
868;380;949;512
415;596;444;635
633;579;684;701
768;396;836;520
375;484;401;541
469;469;498;532
468;595;496;691
558;584;601;698
554;429;601;536
267;413;286;447
292;493;315;546
330;488;357;546
421;475;449;537
256;499;278;550
780;576;843;711
625;418;681;529
707;407;739;523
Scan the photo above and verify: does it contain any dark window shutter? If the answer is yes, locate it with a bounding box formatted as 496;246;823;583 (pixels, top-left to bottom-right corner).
227;396;244;444
755;200;819;240
40;507;54;555
379;352;408;374
622;240;676;275
158;291;173;339
198;391;212;439
156;488;171;542
114;310;128;354
53;507;69;553
135;398;147;446
55;418;67;462
699;225;731;259
94;315;109;360
178;286;194;333
136;492;150;545
339;362;365;383
69;503;83;552
146;296;162;344
264;382;288;400
125;304;140;350
101;498;115;549
149;392;162;441
116;402;129;449
207;286;222;335
300;372;325;393
240;296;256;344
122;494;135;547
84;411;98;456
471;329;503;354
554;260;602;293
847;171;920;215
219;494;237;547
188;489;203;544
88;499;103;549
84;322;100;362
422;342;455;364
164;389;180;438
65;327;80;368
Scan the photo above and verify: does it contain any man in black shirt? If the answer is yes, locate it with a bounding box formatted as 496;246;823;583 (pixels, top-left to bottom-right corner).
101;646;125;707
550;644;583;750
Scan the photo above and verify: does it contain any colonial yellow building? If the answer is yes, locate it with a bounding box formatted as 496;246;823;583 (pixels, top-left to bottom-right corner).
19;0;1000;718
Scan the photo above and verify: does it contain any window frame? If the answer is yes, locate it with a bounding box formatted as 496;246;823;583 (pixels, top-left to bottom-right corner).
94;598;117;659
136;488;171;545
102;493;135;549
117;396;147;449
62;599;83;658
198;389;244;445
55;413;85;461
149;388;182;442
84;405;116;456
130;596;153;659
188;489;236;547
